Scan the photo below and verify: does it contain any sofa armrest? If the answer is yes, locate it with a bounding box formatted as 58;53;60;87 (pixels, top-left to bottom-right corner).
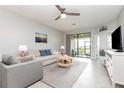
0;59;43;88
1;59;41;69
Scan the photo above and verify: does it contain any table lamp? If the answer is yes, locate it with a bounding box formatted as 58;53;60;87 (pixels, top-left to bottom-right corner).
19;45;28;57
60;45;65;55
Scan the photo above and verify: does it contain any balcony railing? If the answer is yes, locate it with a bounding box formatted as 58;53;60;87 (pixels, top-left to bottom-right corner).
71;47;91;57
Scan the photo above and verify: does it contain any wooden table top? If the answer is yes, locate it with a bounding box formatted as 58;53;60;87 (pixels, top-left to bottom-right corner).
57;55;72;60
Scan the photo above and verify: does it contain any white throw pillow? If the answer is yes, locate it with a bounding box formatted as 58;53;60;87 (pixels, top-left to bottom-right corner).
2;54;21;65
52;50;59;55
29;50;40;57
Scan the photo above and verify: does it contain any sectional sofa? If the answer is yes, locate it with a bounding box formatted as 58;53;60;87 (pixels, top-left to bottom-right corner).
0;58;43;88
29;50;59;66
0;49;59;88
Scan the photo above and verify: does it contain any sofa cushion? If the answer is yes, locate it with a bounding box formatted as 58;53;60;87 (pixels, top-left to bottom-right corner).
36;56;49;61
45;54;58;59
36;54;58;61
2;55;21;65
39;50;47;56
18;56;34;63
45;49;52;55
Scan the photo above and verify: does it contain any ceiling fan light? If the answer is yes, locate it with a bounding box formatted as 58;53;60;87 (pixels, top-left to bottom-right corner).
61;13;67;18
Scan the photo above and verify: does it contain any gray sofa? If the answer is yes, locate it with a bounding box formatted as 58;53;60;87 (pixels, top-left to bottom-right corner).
0;50;59;88
0;59;43;88
29;50;59;66
36;54;58;66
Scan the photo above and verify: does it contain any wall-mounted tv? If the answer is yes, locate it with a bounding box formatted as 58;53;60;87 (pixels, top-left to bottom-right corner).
112;26;123;52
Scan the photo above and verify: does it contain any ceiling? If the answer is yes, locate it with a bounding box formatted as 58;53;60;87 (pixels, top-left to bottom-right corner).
1;5;123;32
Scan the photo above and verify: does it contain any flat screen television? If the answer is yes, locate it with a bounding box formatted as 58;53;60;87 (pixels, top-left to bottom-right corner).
112;26;123;52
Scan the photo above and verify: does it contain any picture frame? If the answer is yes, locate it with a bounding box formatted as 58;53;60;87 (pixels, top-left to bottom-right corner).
35;32;47;43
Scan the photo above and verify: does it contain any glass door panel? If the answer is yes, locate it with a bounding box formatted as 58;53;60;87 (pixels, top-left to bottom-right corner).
70;35;78;57
70;33;91;58
78;33;91;57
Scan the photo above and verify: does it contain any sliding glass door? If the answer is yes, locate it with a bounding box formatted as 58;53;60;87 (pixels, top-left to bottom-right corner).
70;35;78;57
70;33;91;58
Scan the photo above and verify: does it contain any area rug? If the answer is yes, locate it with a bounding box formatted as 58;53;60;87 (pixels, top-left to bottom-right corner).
41;61;88;88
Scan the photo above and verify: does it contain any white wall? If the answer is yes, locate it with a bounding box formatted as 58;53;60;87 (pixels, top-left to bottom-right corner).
0;8;64;55
97;20;118;51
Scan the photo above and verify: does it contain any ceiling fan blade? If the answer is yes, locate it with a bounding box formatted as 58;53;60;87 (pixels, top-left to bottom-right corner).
55;15;61;21
55;5;63;13
66;12;80;16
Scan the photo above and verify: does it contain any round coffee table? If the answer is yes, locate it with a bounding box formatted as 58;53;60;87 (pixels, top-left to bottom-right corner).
57;55;72;67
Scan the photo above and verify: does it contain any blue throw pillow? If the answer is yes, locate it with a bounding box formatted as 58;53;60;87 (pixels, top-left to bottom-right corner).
44;50;48;56
39;50;47;56
45;49;52;55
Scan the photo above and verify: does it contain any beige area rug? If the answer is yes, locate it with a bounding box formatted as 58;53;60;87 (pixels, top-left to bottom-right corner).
42;61;88;88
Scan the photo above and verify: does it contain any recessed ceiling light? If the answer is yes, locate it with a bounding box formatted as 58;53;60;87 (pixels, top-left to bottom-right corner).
61;13;67;18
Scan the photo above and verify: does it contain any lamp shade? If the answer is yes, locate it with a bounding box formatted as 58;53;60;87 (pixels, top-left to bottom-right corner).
60;46;65;49
19;45;28;51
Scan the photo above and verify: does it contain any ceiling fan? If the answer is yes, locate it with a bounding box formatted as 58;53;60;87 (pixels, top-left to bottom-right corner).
55;5;80;21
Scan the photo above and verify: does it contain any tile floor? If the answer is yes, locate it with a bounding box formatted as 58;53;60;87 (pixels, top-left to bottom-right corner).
29;58;124;88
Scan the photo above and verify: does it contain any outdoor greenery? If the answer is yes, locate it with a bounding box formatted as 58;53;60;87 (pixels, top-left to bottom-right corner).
72;47;90;56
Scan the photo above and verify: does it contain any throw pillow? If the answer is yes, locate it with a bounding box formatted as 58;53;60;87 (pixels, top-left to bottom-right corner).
48;49;52;55
39;50;47;56
44;50;48;56
2;55;21;65
45;49;52;55
29;50;40;57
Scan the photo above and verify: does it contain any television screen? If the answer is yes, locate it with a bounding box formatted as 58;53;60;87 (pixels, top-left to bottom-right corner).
112;26;123;52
